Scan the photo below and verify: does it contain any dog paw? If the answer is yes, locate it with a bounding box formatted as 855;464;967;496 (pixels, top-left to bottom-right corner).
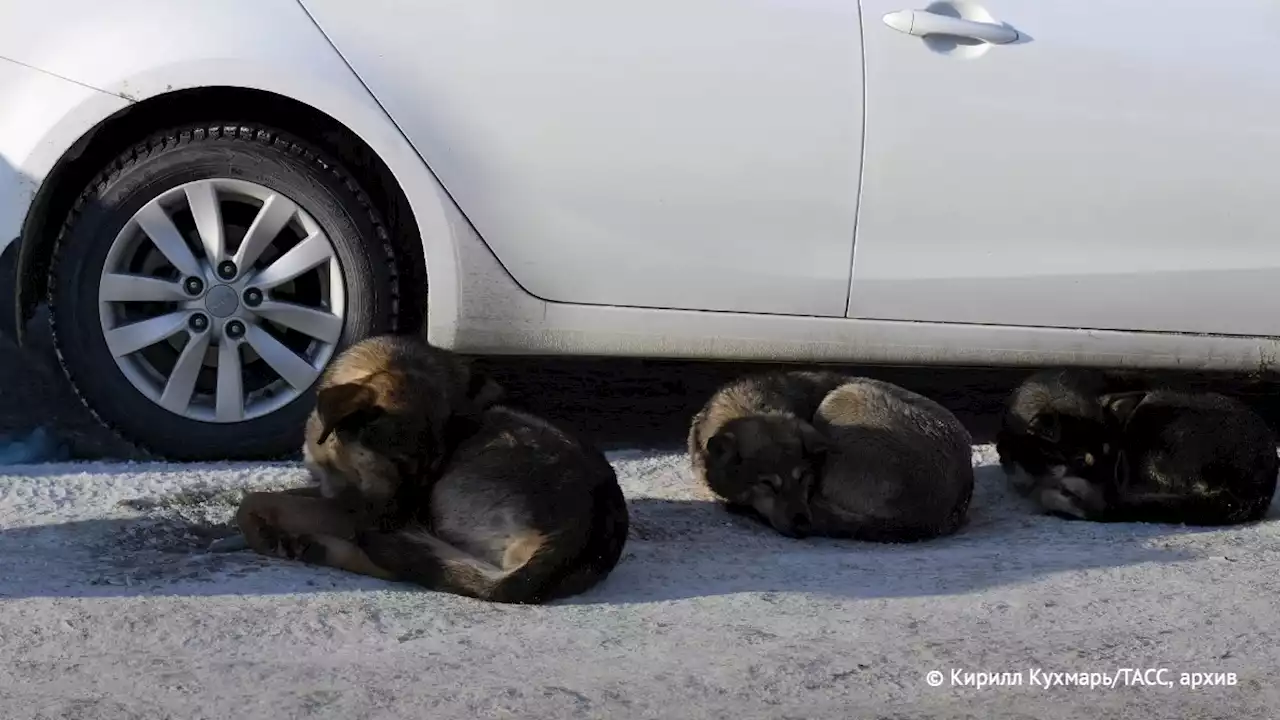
1034;486;1085;515
277;534;331;565
271;532;306;560
1002;464;1039;496
1034;479;1105;517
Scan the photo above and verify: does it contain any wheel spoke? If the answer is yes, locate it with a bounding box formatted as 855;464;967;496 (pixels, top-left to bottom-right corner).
216;340;245;422
244;323;320;390
134;202;203;278
185;182;225;262
250;232;333;290
104;312;188;357
232;193;298;273
159;331;211;414
253;300;343;344
100;274;187;303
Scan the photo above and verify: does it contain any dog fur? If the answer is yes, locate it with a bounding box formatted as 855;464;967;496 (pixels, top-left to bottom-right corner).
352;404;630;603
688;370;849;530
301;334;502;528
1057;389;1278;525
803;378;975;542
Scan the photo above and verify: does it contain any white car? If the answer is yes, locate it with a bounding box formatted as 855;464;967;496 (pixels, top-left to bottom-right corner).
2;1;1276;460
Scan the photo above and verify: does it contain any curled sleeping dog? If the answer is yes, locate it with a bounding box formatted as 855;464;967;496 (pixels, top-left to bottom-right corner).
998;369;1277;525
688;370;850;535
235;336;630;603
692;372;973;541
1035;389;1277;526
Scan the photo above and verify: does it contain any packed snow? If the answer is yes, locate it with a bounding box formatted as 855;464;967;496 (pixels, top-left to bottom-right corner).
0;446;1277;719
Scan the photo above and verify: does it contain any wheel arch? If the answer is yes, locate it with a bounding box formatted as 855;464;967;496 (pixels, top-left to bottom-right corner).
16;84;444;345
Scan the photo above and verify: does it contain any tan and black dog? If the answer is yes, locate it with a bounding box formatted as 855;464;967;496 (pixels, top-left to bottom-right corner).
688;370;849;533
236;335;629;604
690;372;973;541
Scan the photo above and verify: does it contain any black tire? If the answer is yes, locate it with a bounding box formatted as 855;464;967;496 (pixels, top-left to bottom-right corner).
49;124;400;461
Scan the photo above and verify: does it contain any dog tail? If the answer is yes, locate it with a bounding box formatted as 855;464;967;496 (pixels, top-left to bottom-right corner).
357;481;629;604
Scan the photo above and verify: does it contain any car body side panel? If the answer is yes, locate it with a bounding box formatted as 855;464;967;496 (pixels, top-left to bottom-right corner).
0;0;477;336
0;58;129;260
301;0;864;317
440;200;1280;372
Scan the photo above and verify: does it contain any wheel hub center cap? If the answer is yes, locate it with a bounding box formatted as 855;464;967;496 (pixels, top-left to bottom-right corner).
204;285;240;318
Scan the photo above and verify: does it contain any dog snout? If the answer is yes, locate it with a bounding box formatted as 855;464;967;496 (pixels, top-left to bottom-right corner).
774;512;811;539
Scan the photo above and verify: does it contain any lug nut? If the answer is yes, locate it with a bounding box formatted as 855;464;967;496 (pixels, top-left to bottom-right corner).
243;287;263;307
183;276;204;296
216;260;238;280
188;313;209;332
224;320;246;340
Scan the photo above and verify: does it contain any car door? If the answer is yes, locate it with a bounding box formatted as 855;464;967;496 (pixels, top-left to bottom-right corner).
851;0;1280;336
300;0;864;317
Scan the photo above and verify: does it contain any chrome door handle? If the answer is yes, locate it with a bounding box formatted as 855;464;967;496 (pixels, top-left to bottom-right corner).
883;9;1020;45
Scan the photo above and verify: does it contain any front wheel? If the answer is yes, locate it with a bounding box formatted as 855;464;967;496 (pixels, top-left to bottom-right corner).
49;124;400;461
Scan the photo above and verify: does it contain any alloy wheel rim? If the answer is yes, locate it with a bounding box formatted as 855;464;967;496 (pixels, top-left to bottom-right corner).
97;178;346;423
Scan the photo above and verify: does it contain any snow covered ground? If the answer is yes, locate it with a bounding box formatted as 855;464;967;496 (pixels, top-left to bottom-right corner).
1;445;1278;719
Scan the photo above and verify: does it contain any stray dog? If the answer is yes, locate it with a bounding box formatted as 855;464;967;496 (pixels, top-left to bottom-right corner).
688;370;849;521
1043;389;1278;526
799;378;974;542
236;337;628;603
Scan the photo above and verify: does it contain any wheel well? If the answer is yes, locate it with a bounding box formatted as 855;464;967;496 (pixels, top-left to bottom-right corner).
15;86;427;342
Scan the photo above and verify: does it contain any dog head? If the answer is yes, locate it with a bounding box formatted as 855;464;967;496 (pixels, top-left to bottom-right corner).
302;336;503;518
1004;402;1119;490
704;414;828;538
1000;404;1120;521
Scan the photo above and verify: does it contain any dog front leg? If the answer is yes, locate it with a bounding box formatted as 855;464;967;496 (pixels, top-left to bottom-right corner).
236;491;361;558
286;534;399;581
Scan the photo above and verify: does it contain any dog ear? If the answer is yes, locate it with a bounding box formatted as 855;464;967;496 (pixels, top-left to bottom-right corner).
706;432;739;467
1026;412;1060;442
1101;391;1147;426
315;382;381;443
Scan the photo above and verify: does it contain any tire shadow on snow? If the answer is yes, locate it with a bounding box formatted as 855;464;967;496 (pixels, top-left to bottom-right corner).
2;465;1274;603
